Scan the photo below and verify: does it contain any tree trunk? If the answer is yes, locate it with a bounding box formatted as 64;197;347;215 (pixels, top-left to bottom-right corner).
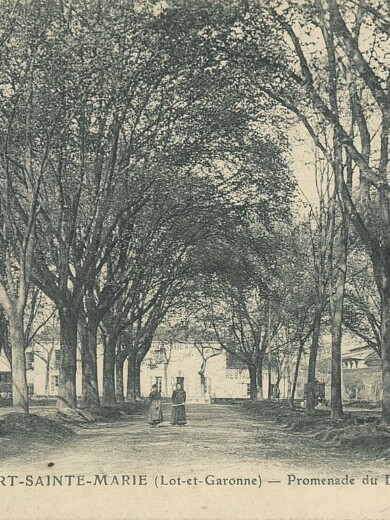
133;339;153;400
9;313;29;413
0;308;11;365
126;350;137;402
330;245;347;420
79;314;100;409
164;362;169;397
267;352;272;400
380;278;390;424
256;366;264;400
290;339;304;409
134;357;142;399
267;306;272;400
274;375;281;401
328;144;350;420
102;332;117;406
306;304;322;415
45;347;54;397
199;372;205;399
115;356;125;403
57;308;78;410
248;364;258;401
286;363;292;400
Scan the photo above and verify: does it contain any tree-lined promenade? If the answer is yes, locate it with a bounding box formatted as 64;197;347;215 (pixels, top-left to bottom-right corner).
3;404;388;473
0;0;388;429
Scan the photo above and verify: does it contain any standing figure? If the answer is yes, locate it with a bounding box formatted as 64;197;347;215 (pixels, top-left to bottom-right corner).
171;382;187;426
148;384;163;427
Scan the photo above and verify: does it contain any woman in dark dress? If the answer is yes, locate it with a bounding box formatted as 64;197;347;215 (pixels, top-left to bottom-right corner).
148;384;163;427
171;383;187;426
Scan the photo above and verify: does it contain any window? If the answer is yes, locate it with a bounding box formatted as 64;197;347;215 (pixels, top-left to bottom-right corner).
155;376;162;393
246;384;251;396
27;383;34;396
54;350;61;370
51;375;59;394
26;352;34;371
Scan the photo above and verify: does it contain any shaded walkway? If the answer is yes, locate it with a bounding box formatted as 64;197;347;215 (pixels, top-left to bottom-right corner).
5;404;388;476
3;404;390;520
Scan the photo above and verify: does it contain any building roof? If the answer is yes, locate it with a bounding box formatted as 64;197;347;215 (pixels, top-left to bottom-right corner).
342;345;381;366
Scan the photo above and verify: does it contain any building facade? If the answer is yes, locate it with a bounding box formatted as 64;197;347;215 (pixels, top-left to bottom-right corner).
0;341;288;401
342;345;382;401
140;342;288;402
0;342;84;399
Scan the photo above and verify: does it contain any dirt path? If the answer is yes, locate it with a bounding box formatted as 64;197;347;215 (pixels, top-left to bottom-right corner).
4;404;388;476
4;404;390;520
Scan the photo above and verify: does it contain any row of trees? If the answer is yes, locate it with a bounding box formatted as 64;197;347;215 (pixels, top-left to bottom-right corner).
155;167;378;417
0;0;387;426
160;0;388;421
0;0;294;413
173;159;377;414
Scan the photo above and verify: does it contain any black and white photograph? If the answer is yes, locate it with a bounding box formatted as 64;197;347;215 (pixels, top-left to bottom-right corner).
0;0;389;519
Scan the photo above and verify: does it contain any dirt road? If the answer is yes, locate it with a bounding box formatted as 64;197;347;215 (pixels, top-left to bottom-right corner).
4;404;387;475
3;404;390;520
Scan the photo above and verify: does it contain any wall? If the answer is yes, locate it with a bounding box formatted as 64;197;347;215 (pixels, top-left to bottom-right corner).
140;344;289;402
0;341;329;402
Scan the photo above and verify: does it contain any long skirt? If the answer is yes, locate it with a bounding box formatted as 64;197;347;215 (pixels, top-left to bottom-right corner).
171;404;186;425
148;401;163;425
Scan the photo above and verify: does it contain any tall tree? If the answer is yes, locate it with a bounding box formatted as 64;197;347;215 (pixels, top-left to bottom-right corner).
263;0;390;423
0;3;67;411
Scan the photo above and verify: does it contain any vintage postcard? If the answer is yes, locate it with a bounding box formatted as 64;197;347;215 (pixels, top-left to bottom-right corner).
0;0;389;519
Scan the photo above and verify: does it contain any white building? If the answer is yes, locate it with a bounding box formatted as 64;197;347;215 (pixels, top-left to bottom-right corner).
0;342;84;398
0;341;288;402
141;342;287;402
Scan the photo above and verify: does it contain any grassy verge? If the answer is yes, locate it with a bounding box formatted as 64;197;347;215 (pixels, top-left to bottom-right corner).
0;401;148;462
243;400;390;459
